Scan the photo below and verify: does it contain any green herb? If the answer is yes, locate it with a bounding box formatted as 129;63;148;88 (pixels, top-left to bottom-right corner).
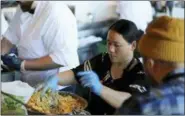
1;94;26;115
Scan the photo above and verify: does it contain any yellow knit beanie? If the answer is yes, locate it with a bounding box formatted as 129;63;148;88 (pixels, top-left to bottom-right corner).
138;16;184;63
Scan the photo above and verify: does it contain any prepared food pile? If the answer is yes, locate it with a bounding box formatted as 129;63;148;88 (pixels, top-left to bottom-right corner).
27;91;86;114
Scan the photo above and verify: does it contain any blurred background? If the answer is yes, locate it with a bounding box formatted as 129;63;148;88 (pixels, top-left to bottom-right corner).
1;1;184;65
1;1;184;115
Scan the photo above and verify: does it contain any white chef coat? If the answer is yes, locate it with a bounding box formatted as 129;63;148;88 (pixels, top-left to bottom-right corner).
1;12;9;36
4;1;79;87
117;1;153;31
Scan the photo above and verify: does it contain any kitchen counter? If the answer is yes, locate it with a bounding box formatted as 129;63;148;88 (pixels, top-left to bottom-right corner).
1;71;21;82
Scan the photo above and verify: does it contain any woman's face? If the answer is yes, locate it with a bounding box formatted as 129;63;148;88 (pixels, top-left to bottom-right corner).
107;30;136;63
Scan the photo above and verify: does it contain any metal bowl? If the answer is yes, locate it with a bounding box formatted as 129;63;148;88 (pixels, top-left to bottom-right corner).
27;91;89;115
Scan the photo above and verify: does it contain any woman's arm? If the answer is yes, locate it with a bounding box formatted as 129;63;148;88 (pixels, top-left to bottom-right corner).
100;85;131;109
57;70;78;86
78;71;132;109
37;70;78;93
1;37;14;55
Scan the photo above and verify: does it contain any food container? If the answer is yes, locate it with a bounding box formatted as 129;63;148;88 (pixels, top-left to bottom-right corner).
27;91;90;115
1;81;90;115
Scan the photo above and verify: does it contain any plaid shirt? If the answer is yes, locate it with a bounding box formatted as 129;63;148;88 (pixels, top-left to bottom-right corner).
116;68;185;115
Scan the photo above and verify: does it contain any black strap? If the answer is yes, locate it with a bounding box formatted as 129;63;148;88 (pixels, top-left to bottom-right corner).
124;58;135;72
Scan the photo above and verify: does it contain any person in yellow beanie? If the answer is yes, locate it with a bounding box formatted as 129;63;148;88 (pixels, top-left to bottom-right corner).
115;16;184;115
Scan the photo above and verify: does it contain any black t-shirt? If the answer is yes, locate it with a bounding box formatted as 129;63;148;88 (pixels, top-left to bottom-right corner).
72;53;149;115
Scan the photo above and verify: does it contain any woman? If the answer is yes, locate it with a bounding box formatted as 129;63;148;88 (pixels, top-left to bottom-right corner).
38;19;149;115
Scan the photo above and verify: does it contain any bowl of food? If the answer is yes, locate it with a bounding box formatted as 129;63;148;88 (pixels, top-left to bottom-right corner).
26;91;89;115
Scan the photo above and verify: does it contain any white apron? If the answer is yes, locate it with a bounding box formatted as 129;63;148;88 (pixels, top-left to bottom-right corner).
17;11;59;87
4;2;79;89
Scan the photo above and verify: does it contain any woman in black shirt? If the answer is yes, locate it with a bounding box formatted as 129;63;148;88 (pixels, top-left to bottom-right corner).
38;19;148;115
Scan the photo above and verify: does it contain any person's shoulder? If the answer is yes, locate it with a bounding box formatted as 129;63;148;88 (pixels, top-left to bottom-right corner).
135;84;184;114
46;1;72;14
137;81;184;103
40;1;76;27
50;2;75;22
44;1;66;8
118;79;184;114
39;1;72;17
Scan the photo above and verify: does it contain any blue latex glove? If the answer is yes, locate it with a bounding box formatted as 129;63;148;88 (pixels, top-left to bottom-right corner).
1;53;22;70
77;71;103;96
36;75;59;96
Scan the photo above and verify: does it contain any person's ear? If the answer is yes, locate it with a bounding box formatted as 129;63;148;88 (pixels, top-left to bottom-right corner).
130;41;137;51
145;58;155;76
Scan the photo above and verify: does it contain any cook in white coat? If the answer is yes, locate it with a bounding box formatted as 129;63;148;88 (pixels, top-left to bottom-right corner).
1;1;79;87
116;1;153;32
1;12;9;37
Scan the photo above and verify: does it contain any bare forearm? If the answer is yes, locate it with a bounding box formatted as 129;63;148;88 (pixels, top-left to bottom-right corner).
24;55;62;71
100;86;131;109
1;37;14;55
57;70;77;86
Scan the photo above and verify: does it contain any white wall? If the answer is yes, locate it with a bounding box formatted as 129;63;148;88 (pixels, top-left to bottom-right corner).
62;1;118;23
2;1;118;24
172;7;184;19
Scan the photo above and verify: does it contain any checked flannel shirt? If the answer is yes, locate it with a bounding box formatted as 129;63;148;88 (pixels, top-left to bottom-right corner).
116;68;185;115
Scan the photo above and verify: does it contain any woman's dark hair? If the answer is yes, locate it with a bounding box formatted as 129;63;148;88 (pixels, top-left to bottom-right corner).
109;19;144;44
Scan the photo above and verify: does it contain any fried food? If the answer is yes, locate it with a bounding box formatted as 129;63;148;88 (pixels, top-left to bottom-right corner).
27;91;86;114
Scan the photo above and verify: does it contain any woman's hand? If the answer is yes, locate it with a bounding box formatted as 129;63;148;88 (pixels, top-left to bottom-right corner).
35;75;59;96
77;71;103;96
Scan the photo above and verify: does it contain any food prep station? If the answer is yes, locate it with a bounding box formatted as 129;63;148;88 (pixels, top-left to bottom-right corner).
1;1;184;115
1;70;91;115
